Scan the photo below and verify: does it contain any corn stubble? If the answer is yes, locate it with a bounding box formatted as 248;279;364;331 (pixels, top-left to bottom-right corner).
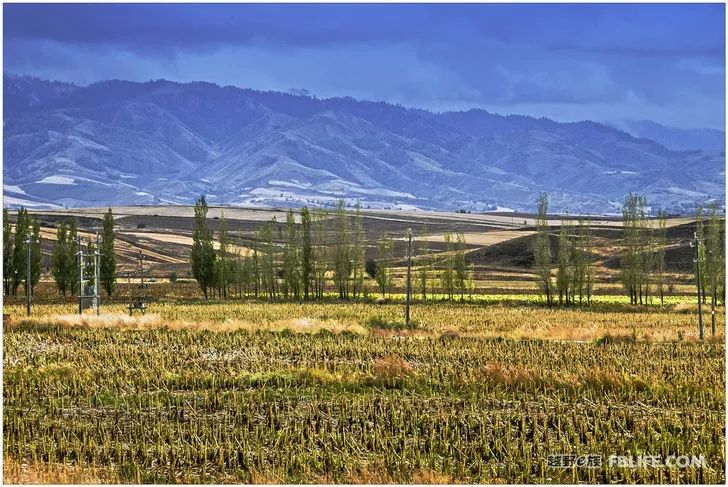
3;308;724;485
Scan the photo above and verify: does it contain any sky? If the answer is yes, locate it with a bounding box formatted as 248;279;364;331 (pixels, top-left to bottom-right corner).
4;3;725;130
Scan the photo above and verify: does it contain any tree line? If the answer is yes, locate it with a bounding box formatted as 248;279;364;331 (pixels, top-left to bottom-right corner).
532;192;724;307
3;207;117;298
3;208;41;296
190;196;475;301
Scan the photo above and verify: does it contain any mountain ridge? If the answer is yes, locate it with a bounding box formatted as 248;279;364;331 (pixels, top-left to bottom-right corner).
4;73;725;214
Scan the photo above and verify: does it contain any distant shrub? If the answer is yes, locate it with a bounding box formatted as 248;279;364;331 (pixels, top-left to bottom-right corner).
168;272;177;284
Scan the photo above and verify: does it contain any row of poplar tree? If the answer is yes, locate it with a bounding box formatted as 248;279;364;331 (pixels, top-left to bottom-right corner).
532;192;725;307
190;195;476;301
532;193;597;306
2;207;117;297
190;195;369;300
2;208;42;296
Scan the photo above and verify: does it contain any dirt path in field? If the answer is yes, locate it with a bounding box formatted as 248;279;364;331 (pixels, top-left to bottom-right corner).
122;231;253;255
424;230;536;246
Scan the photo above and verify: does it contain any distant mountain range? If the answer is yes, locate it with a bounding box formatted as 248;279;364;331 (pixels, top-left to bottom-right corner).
613;120;725;153
3;73;725;214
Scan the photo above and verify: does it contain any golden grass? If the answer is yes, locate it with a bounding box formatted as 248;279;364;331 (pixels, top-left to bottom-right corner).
3;456;117;484
372;355;414;380
5;299;722;343
14;312;369;336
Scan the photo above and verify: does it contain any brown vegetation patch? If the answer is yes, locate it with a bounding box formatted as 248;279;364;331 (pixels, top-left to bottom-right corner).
3;456;117;484
372;355;414;380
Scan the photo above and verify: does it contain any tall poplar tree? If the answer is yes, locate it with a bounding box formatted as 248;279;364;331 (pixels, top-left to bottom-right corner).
283;209;300;299
417;225;430;301
333;200;351;299
654;210;668;305
454;232;467;301
191;195;215;299
100;208;116;296
11;208;29;295
300;207;313;300
29;218;42;295
375;235;393;297
533;193;553;305
3;208;14;296
52;223;69;296
215;212;229;298
67;218;79;296
351;202;366;299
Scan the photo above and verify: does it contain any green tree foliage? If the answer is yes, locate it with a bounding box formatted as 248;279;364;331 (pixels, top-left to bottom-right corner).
11;208;30;295
214;212;229;298
100;208;117;296
466;264;476;300
3;208;14;296
300;207;313;300
454;232;467;301
695;206;708;304
705;203;724;335
258;219;278;299
283;209;301;299
51;219;79;297
417;225;430;301
333;200;351;299
441;232;456;300
532;193;553;305
556;219;571;305
620;193;649;305
28;216;41;294
579;220;594;305
653;210;668;305
375;235;393;297
191;195;216;299
351;202;366;299
67;218;79;296
312;209;328;299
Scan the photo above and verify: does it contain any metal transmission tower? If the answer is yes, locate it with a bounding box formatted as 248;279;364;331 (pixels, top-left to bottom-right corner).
690;231;704;341
128;250;147;316
77;232;102;315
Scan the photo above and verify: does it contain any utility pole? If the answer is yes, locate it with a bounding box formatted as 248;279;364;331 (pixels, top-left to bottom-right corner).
692;232;704;340
405;228;412;328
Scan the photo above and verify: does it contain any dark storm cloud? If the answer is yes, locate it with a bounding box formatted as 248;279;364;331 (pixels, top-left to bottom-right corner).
3;3;725;129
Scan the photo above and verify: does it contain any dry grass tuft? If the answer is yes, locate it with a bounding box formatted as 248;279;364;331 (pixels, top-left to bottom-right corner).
16;313;369;336
479;361;541;388
372;355;414;380
3;456;117;484
249;469;285;484
411;468;454;484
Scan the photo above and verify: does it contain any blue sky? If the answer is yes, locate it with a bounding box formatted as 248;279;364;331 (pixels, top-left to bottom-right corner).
4;3;725;129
